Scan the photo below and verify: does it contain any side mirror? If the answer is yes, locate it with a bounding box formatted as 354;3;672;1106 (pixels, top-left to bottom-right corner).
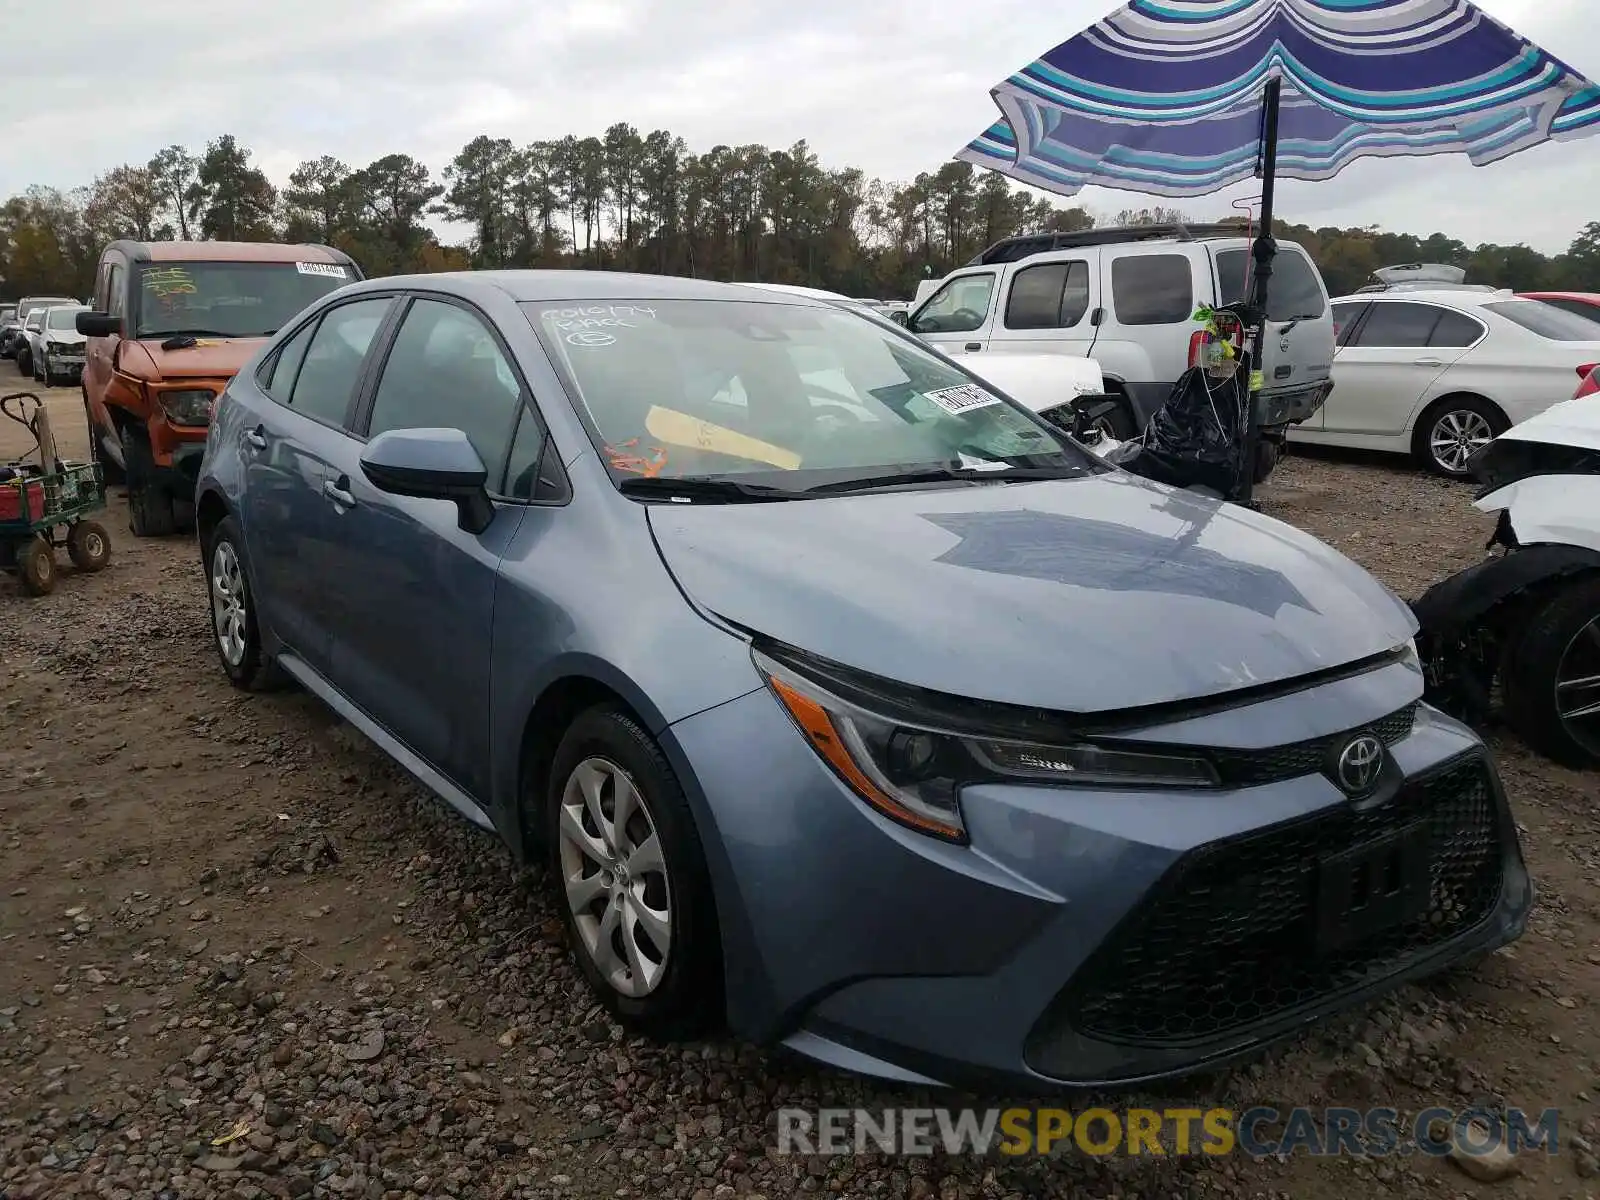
359;427;494;534
76;311;120;337
889;310;909;326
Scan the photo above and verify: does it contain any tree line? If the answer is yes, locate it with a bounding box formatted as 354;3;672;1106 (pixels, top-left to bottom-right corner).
3;128;1597;303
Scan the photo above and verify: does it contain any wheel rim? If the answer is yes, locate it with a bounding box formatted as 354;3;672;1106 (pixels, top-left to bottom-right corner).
81;530;105;561
1429;410;1493;474
1555;615;1600;759
557;756;672;998
210;540;248;667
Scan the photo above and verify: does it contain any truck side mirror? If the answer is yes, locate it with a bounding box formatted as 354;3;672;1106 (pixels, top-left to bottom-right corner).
77;311;120;337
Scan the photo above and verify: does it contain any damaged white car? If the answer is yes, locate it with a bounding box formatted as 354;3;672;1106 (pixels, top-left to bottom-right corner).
1414;389;1600;767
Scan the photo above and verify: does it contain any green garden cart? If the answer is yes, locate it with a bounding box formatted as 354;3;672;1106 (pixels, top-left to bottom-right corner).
1;392;112;596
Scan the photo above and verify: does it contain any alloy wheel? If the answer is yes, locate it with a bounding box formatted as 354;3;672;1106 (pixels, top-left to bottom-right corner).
1554;615;1600;760
1428;409;1493;475
556;757;673;998
210;539;248;667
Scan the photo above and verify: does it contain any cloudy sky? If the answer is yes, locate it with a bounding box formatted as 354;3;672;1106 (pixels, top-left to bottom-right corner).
13;0;1597;254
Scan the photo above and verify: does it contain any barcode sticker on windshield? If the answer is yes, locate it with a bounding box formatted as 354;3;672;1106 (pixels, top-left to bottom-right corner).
296;262;349;278
925;383;1000;415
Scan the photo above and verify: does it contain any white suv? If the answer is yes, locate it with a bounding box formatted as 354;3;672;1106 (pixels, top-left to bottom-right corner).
904;223;1336;479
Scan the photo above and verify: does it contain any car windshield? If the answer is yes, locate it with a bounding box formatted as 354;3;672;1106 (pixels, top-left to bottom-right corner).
524;298;1102;489
134;261;354;339
46;308;82;330
1482;300;1600;342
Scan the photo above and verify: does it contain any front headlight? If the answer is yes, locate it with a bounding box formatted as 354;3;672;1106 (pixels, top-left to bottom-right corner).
157;389;216;426
753;648;1219;844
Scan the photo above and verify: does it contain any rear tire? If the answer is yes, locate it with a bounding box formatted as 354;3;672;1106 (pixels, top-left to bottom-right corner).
543;706;723;1040
1503;575;1600;768
67;520;111;572
1413;396;1506;478
121;429;179;537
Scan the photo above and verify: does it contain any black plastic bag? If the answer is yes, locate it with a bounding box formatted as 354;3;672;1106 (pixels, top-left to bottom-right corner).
1109;351;1252;498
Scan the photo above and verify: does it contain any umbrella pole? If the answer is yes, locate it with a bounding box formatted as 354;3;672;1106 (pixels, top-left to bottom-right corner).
1237;74;1281;508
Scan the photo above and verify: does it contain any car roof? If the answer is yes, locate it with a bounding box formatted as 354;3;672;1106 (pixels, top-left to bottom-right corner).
1332;288;1518;308
354;269;825;306
739;281;865;304
113;240;350;264
1520;290;1600;302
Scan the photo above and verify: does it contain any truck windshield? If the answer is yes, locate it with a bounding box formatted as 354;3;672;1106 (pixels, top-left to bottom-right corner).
134;262;354;339
47;308;84;330
19;298;74;320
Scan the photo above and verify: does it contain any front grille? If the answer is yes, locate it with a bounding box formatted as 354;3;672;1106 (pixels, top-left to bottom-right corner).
1207;702;1416;788
1036;755;1504;1049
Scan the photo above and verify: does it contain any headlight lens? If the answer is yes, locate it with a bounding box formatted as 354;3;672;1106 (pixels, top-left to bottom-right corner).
753;649;1219;843
158;389;215;426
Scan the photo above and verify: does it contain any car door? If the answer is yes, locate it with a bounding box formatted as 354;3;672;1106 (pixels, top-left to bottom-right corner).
906;270;1001;356
319;295;531;800
238;296;396;676
984;257;1098;358
1322;300;1470;436
1305;299;1374;432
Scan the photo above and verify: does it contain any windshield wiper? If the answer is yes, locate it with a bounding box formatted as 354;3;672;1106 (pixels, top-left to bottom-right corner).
617;475;804;503
150;329;236;348
804;463;1087;496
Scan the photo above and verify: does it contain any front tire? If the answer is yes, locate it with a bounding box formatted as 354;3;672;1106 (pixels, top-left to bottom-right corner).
17;345;32;378
1414;397;1506;478
1503;576;1600;768
121;429;179;537
544;706;722;1039
202;515;282;690
17;536;56;595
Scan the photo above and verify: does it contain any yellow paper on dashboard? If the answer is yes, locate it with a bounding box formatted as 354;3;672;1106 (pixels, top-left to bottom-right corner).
644;406;802;471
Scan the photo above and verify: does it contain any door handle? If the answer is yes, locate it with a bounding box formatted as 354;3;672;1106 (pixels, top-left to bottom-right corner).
323;478;355;508
1412;357;1444;367
244;425;267;450
965;342;982;352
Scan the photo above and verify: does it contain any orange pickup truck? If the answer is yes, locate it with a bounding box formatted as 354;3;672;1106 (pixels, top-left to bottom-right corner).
77;240;363;535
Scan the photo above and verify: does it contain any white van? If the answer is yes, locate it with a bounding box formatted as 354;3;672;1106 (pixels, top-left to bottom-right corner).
905;224;1336;475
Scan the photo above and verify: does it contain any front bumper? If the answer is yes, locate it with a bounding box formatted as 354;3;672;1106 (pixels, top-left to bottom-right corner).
671;658;1530;1093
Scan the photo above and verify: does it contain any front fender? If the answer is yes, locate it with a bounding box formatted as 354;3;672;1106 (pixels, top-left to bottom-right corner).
1412;544;1600;636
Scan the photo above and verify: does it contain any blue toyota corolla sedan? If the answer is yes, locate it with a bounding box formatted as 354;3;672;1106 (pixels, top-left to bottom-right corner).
194;270;1530;1091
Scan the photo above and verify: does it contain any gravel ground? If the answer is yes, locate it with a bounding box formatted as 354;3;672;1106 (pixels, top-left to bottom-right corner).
2;362;1599;1200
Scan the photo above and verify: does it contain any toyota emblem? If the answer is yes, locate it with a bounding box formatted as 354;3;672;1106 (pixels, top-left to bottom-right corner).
1334;734;1384;796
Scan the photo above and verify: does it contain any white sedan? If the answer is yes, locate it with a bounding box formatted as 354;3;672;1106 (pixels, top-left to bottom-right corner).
1288;288;1600;476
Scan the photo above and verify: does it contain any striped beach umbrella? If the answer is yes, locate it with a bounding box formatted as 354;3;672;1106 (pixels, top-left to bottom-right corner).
958;0;1600;500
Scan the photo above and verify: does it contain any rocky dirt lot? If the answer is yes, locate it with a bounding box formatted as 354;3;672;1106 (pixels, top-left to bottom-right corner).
1;361;1598;1200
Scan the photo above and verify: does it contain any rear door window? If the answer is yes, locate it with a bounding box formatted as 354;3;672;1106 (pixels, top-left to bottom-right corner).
1428;310;1485;348
1003;261;1091;329
1348;302;1443;348
1110;254;1193;325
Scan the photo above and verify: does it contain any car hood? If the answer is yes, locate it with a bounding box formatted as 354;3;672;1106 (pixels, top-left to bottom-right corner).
647;471;1416;713
44;328;86;345
123;337;262;380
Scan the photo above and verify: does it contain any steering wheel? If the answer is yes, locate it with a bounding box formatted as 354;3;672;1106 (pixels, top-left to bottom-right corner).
951;308;984;328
